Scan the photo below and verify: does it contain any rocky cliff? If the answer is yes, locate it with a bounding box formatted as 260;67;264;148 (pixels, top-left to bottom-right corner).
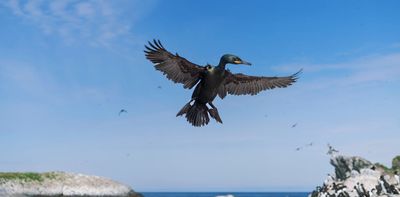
330;155;373;181
0;171;143;197
309;155;400;197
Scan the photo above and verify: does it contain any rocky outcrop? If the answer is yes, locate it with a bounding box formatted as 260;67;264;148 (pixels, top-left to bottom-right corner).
0;171;143;197
330;155;373;180
310;155;400;197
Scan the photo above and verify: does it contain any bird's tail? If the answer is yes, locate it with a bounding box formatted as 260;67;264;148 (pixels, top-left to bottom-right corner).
177;101;211;127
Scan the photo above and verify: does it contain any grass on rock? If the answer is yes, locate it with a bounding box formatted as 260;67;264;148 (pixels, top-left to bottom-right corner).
0;172;59;182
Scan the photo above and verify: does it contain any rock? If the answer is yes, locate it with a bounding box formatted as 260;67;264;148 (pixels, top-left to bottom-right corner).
310;154;400;197
330;155;373;180
0;171;142;197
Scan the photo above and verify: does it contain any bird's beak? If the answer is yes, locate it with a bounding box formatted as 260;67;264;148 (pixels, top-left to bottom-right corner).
241;60;252;65
233;60;252;66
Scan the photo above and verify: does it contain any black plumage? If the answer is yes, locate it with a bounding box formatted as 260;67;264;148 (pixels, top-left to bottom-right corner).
145;40;301;127
119;109;127;116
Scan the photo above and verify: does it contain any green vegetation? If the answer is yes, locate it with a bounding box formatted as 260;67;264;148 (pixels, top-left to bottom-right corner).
392;155;400;171
0;172;59;182
373;155;400;174
374;162;392;173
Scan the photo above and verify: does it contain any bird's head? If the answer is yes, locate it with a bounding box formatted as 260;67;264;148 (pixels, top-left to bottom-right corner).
220;54;251;66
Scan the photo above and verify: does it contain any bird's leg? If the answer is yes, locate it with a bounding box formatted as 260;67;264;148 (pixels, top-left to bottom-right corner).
208;102;222;123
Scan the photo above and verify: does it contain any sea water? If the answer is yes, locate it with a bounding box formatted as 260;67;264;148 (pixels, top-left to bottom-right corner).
141;192;309;197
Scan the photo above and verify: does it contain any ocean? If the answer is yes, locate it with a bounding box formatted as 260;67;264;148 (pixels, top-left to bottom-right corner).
141;192;309;197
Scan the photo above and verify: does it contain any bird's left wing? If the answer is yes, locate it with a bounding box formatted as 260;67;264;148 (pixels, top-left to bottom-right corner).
218;69;302;99
145;40;205;89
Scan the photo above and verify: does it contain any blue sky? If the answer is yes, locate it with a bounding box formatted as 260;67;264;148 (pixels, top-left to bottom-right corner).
1;0;400;192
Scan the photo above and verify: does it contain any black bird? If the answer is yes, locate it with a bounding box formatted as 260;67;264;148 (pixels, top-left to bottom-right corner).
145;40;301;126
291;123;298;128
119;109;128;116
327;143;339;155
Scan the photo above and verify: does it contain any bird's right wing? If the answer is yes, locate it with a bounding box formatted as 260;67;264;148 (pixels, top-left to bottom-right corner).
145;40;205;89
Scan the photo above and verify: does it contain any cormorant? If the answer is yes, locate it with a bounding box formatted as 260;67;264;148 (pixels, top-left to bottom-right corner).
119;109;128;116
394;171;400;185
327;143;339;155
145;40;301;126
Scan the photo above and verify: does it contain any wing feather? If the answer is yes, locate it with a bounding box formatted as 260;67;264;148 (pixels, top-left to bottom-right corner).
219;69;302;97
144;39;204;89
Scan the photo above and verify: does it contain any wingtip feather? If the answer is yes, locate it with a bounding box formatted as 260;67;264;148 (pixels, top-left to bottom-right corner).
157;39;164;49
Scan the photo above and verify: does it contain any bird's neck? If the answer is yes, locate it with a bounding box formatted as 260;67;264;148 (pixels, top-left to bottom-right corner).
216;59;227;70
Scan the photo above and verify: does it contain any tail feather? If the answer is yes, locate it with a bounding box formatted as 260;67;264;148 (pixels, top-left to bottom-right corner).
176;101;208;127
177;101;223;127
186;102;209;127
176;102;192;117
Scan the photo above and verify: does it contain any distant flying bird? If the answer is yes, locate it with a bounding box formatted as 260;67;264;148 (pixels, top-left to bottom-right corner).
119;109;128;116
291;123;298;128
327;143;339;155
296;142;314;151
157;85;162;89
145;40;301;127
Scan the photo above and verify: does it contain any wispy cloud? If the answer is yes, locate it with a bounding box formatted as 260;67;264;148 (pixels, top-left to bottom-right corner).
2;0;151;46
0;60;109;105
273;52;400;89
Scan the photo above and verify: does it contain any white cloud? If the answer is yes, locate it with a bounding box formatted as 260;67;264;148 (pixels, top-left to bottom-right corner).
2;0;150;46
76;2;94;17
0;60;109;105
4;0;23;15
273;52;400;89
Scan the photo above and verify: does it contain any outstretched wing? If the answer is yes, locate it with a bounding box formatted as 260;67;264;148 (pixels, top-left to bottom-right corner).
218;69;302;99
145;40;205;89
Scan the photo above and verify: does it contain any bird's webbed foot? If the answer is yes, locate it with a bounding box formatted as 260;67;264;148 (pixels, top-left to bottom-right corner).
208;103;223;124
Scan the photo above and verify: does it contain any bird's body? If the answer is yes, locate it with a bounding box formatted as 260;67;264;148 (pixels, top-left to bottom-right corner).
327;143;339;155
119;109;127;116
145;40;301;127
192;66;225;103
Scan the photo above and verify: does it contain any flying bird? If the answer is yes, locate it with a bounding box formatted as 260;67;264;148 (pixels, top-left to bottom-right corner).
119;109;128;116
327;143;339;155
145;40;301;127
296;142;313;151
291;123;298;128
